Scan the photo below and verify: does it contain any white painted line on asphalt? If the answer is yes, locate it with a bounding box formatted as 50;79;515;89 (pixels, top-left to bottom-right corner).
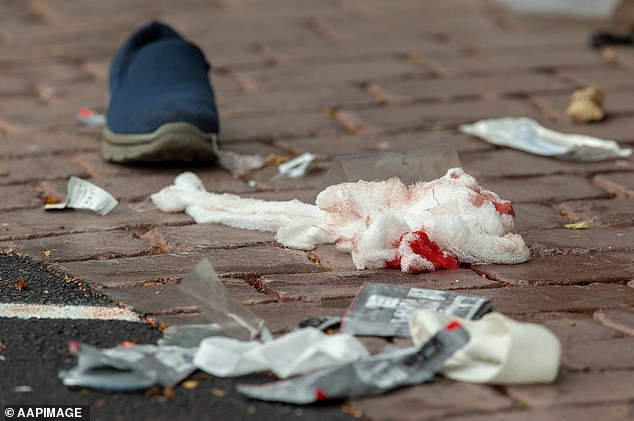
0;303;140;322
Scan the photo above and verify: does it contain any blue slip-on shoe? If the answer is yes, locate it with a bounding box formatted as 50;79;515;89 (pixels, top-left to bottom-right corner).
101;22;219;163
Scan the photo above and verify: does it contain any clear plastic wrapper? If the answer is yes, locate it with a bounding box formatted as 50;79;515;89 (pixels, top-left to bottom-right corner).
461;117;632;161
157;323;224;347
59;343;196;391
45;177;118;215
342;282;491;337
179;259;266;341
314;148;460;195
237;321;470;404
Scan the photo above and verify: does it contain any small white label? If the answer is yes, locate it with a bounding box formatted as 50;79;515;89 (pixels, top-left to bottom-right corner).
366;294;400;309
45;177;118;215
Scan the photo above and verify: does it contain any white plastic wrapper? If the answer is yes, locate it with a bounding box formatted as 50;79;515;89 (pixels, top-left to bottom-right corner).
461;117;632;161
194;327;369;378
151;168;529;273
45;177;118;215
273;153;316;179
409;310;561;385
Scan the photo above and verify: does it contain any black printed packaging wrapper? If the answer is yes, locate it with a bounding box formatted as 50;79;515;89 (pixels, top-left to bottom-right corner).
236;321;470;404
342;282;491;337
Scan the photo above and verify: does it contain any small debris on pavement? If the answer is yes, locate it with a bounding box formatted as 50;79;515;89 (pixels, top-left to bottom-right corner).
342;282;491;337
43;250;51;257
14;385;33;393
272;152;316;179
590;30;634;47
210;388;226;397
566;86;605;123
265;153;290;166
236;322;469;404
76;108;106;127
564;221;590;230
0;169;8;177
461;117;632;161
15;275;28;291
181;380;199;390
44;177;118;216
296;316;342;332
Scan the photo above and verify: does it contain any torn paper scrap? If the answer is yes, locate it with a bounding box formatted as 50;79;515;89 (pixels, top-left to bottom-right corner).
194;327;369;378
460;117;632;161
342;282;491;337
59;343;197;391
236;321;469;404
152;168;530;273
409;310;561;385
45;177;118;215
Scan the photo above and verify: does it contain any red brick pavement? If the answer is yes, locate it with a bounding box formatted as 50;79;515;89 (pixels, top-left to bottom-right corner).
1;0;634;419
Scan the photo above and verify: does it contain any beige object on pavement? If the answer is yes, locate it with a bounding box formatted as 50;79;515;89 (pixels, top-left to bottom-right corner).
566;86;605;123
409;310;561;385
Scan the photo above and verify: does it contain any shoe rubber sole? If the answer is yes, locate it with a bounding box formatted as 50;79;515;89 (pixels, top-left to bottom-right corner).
101;122;217;163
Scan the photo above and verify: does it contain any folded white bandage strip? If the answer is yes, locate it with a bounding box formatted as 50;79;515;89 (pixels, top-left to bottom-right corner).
409;310;561;384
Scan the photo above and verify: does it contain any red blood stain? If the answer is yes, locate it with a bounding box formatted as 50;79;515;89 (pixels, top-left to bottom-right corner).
445;320;462;331
386;257;401;268
314;388;328;401
450;172;460;179
470;194;487;208
494;201;515;216
407;231;459;270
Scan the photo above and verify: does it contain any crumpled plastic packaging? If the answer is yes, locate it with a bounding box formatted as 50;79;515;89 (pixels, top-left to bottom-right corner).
342;282;491;337
461;117;632;161
59;343;197;391
409;310;561;385
151;168;529;274
45;177;118;215
236;321;470;404
193;327;369;378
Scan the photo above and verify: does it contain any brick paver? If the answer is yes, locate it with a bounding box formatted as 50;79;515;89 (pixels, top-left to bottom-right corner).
1;0;634;419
